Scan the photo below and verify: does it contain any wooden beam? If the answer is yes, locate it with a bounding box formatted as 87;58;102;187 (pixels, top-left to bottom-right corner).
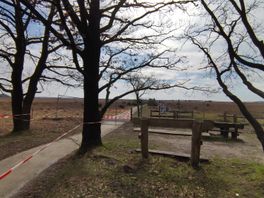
140;118;149;159
135;149;209;162
191;121;202;168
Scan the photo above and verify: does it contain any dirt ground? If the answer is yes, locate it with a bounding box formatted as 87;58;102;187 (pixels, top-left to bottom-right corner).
148;126;264;164
13;122;264;198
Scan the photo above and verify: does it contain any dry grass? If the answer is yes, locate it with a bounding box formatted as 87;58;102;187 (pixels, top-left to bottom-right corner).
0;98;130;160
14;123;264;198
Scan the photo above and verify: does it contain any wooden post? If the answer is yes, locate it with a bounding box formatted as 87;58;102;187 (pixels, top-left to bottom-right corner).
130;107;133;120
140;104;143;117
231;128;238;140
176;111;179;119
55;94;60;119
140;118;149;159
223;112;227;122
233;114;237;123
191;121;202;168
220;127;229;138
231;114;238;139
173;111;175;119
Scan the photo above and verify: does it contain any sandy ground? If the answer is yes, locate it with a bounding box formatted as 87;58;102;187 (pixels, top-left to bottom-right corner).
146;126;264;164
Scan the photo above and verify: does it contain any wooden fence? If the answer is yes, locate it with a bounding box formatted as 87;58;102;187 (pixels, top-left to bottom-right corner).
150;110;194;120
133;117;213;168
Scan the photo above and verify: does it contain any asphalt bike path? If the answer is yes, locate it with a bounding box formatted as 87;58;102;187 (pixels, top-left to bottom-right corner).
0;121;124;198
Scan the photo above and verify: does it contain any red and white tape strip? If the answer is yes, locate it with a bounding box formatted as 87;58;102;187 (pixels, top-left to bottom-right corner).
103;110;131;121
0;114;12;119
0;110;131;180
0;124;81;180
0;113;31;120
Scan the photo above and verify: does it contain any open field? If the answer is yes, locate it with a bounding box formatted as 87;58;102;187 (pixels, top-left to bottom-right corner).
140;100;264;125
160;100;264;115
0;97;131;160
1;97;263;160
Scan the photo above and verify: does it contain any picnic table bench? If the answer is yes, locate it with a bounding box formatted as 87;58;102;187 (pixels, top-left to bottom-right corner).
210;121;244;139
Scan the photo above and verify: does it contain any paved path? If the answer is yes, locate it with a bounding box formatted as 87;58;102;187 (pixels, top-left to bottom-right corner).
0;121;124;198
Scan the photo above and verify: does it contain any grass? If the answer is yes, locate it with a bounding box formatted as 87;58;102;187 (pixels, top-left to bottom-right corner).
141;105;264;125
18;127;264;198
0;117;81;160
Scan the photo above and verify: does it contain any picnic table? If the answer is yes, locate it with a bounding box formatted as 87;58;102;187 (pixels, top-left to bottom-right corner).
212;121;244;139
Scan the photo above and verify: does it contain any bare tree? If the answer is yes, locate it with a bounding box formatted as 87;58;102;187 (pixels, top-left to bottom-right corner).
0;1;66;132
185;0;264;150
98;46;190;117
20;0;196;153
128;74;159;117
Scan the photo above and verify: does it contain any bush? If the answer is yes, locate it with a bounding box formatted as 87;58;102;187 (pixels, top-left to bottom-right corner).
148;98;157;106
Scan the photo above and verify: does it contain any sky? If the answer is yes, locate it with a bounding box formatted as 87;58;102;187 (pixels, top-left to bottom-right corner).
1;0;264;102
35;1;264;102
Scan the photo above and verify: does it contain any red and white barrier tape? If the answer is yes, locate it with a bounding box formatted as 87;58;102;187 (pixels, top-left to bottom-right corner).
0;124;81;180
103;110;131;121
0;113;30;120
0;114;12;119
0;111;131;181
1;109;131;121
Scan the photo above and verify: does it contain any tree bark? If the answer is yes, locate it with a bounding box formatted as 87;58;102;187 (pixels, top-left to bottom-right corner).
78;0;102;154
136;93;141;117
11;1;26;132
11;78;24;132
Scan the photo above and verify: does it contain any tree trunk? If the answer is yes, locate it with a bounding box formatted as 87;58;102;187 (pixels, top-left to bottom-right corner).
11;69;24;132
78;0;102;154
135;92;141;117
79;77;102;154
11;1;26;133
22;102;32;130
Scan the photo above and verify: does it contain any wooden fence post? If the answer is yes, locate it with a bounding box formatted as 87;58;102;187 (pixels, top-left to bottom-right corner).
141;118;149;159
233;114;237;123
191;121;202;168
31;108;34;119
223;112;227;122
130;107;133;120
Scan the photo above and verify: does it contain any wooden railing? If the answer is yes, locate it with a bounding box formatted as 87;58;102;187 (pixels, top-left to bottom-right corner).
132;117;214;168
150;110;194;119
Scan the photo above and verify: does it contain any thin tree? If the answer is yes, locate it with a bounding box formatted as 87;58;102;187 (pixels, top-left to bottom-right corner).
185;0;264;150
